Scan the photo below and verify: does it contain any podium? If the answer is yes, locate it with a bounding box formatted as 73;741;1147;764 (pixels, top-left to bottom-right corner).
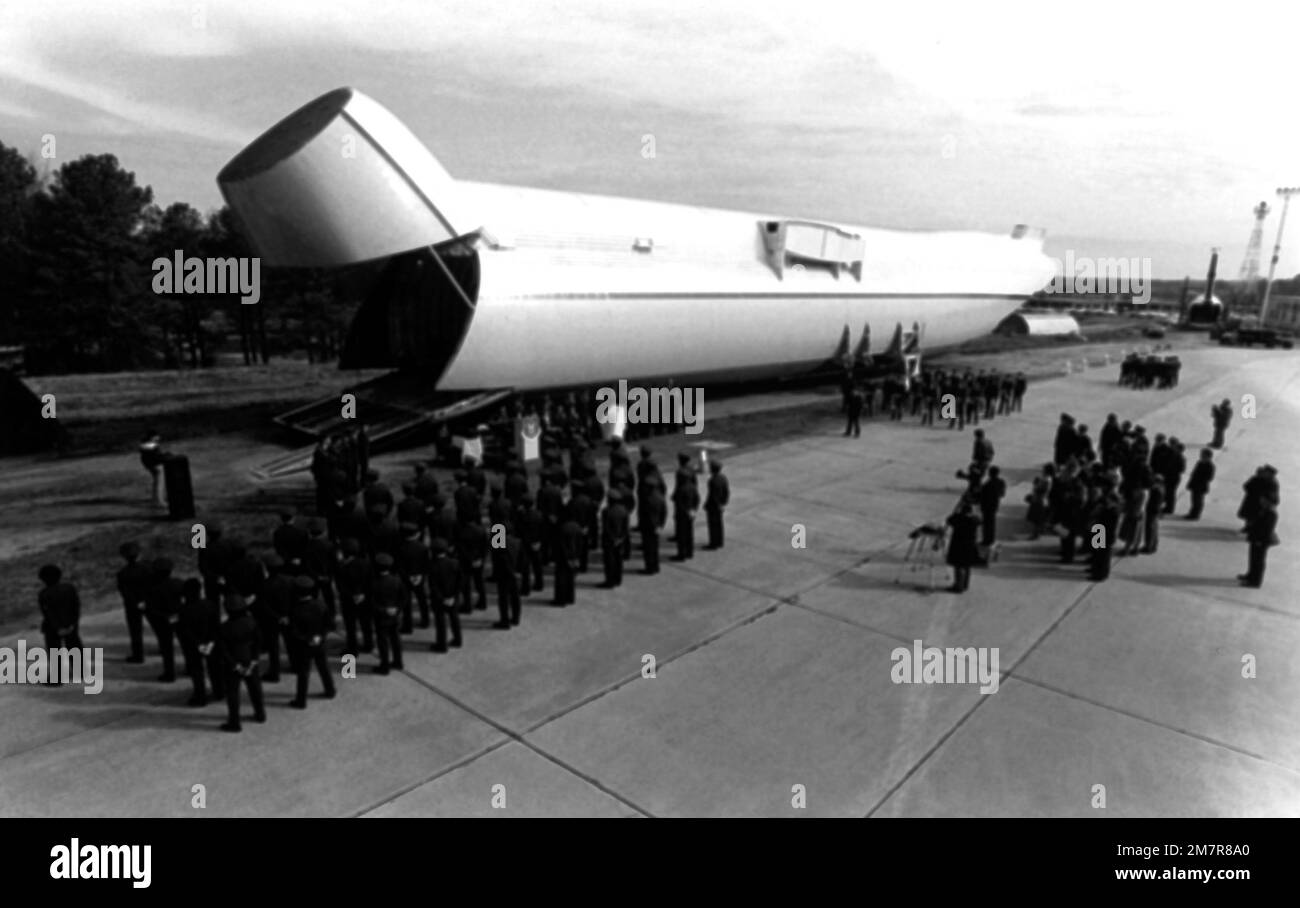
163;454;195;520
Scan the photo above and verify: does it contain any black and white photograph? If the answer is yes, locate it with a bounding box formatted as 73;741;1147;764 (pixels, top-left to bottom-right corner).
0;0;1296;855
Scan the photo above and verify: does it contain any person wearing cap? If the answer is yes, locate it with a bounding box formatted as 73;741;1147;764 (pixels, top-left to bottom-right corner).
397;522;431;632
38;565;83;671
369;553;405;672
515;493;545;595
1238;465;1280;532
490;520;523;629
453;470;481;526
145;558;183;682
428;538;463;651
1053;414;1077;467
456;517;489;613
671;455;701;561
1161;438;1186;515
465;455;487;497
302;518;338;623
178;578;224;707
218;591;266;732
1185;448;1216;520
504;462;530;507
599;491;630;588
553;513;583;606
1088;484;1123;581
335;538;374;656
703;460;730;551
289;576;336;707
116;541;150;663
638;479;667;575
564;483;594;574
197;523;245;604
1210;398;1232;450
273;511;309;567
1141;477;1165;555
535;475;565;567
258;554;293;682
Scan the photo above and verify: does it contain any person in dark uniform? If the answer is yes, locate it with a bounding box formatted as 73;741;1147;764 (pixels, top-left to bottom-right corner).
198;523;245;604
428;539;463;651
273;511;309;567
553;514;583;606
844;384;864;437
1099;413;1122;469
1162;438;1186;514
144;557;182;682
397;522;430;632
600;493;630;588
1240;499;1279;587
178;578;224;707
671;471;700;561
1088;487;1123;581
37;565;83;670
302;518;337;622
138;429;167;506
370;553;404;673
566;483;595;574
456;518;488;613
289;576;336;707
362;469;395;519
945;502;980;593
583;471;605;552
218;591;265;732
703;460;730;550
977;465;1006;550
335;538;374;655
1012;372;1027;412
516;493;545;594
258;554;294;683
639;483;667;574
115;541;149;663
1210;398;1232;449
971;429;994;469
491;521;523;629
1141;478;1165;554
536;476;565;566
1185;448;1216;520
1053;414;1077;467
1053;468;1086;564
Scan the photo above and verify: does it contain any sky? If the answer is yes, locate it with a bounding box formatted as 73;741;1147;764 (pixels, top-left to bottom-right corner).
1;0;1298;278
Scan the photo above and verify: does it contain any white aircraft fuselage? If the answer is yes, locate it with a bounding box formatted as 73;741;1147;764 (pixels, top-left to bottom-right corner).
218;88;1055;393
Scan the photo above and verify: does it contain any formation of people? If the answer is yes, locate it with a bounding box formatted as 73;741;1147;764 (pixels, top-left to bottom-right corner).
843;366;1029;437
39;433;732;733
1118;352;1181;389
934;399;1281;593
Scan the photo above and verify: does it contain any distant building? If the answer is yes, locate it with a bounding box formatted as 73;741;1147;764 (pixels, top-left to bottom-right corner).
996;312;1082;337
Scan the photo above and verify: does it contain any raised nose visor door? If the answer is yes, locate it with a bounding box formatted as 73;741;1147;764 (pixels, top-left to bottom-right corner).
339;238;480;377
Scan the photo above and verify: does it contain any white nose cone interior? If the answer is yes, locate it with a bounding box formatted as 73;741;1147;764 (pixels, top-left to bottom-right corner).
218;87;475;267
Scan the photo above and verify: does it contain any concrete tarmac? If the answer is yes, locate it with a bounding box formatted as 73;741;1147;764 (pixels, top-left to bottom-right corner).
2;345;1297;817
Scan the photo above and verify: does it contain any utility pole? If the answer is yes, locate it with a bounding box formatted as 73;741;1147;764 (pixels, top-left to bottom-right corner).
1259;186;1300;325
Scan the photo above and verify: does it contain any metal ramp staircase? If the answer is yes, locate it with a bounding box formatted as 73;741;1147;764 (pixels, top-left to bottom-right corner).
251;372;513;480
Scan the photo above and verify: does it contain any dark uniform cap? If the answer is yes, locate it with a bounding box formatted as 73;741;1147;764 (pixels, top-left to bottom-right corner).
223;592;250;613
677;452;691;465
119;541;141;559
38;564;62;584
293;575;317;595
279;510;295;522
399;521;420;534
430;538;448;554
375;552;395;569
263;553;284;570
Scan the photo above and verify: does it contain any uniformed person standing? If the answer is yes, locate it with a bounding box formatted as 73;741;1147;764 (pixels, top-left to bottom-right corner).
37;565;84;659
1240;499;1278;588
639;483;667;574
491;521;523;629
289;576;336;707
1088;486;1123;581
704;460;730;550
456;517;488;613
671;460;701;561
1185;448;1216;520
977;465;1006;550
553;514;583;606
566;483;595;573
428;539;463;652
335;538;374;655
599;494;630;588
218;591;266;732
397;522;430;631
1141;478;1165;554
178;578;224;707
944;503;980;593
516;493;545;595
302;518;338;622
1210;398;1232;449
144;558;183;682
115;542;150;663
258;554;294;683
370;553;404;673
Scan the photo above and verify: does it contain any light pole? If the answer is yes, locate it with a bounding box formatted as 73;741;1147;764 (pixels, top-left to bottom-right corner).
1259;186;1300;325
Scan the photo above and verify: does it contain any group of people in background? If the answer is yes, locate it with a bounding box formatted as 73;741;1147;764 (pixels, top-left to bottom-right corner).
843;366;1029;437
1118;352;1182;389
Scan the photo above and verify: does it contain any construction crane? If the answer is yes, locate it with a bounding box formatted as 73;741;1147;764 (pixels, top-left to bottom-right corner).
1260;187;1300;326
1237;200;1269;282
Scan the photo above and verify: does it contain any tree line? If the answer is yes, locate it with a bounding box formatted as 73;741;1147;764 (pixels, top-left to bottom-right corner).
0;141;354;375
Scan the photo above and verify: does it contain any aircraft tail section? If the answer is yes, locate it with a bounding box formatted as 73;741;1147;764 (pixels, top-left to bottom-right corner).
218;87;477;267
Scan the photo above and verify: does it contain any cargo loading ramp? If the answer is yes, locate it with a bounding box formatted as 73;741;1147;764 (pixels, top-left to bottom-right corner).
252;373;512;480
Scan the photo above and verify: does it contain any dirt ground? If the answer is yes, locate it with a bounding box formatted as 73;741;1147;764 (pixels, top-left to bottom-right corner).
1;330;1214;632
